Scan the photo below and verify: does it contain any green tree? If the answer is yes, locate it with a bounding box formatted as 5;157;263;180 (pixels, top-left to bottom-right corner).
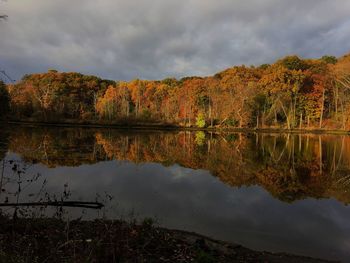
196;113;206;128
321;55;337;65
280;55;308;71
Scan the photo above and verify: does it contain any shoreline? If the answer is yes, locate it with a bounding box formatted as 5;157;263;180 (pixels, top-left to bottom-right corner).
2;120;350;135
0;216;337;262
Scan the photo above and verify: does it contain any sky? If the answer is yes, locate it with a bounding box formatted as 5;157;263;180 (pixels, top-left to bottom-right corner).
1;0;350;82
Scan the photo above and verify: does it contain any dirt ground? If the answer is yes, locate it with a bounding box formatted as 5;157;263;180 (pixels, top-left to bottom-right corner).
0;216;339;263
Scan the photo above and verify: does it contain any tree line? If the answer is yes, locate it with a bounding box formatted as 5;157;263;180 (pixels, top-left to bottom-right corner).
1;53;350;129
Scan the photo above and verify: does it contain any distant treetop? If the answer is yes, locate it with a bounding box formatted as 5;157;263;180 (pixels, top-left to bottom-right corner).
279;55;308;71
321;55;338;64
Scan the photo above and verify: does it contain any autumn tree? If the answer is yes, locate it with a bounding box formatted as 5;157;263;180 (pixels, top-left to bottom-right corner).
118;81;131;117
218;66;260;127
301;61;332;128
96;85;119;120
178;77;204;126
128;79;147;118
96;82;132;120
259;64;306;129
332;54;350;128
205;77;221;126
161;78;180;122
9;71;114;120
7;80;35;117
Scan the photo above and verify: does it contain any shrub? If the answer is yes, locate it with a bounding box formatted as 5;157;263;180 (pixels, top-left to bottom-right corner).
141;109;152;120
224;118;238;127
196;113;206;128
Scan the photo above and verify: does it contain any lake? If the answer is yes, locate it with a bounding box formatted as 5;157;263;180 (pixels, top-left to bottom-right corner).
0;125;350;262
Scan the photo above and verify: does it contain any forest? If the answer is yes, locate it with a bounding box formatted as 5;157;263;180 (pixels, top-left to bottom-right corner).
1;53;350;130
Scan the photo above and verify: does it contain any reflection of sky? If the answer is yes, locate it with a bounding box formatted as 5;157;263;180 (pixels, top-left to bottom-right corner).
1;155;349;262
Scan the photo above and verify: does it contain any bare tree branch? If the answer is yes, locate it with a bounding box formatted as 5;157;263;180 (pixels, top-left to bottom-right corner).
0;70;15;82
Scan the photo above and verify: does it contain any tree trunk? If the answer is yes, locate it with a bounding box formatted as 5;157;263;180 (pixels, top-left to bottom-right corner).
319;88;325;129
274;109;278;126
126;100;129;117
293;95;297;128
340;97;346;130
334;85;338;120
262;109;266;128
279;101;290;129
237;108;243;128
209;99;213;127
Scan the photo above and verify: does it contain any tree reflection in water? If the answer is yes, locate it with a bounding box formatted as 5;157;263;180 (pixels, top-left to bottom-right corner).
1;126;350;204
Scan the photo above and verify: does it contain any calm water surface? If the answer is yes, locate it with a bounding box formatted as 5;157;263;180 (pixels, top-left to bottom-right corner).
1;126;350;262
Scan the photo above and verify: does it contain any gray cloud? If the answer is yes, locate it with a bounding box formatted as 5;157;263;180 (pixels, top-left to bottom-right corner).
1;0;350;81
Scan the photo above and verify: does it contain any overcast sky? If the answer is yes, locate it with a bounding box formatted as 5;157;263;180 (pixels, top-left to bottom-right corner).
1;0;350;82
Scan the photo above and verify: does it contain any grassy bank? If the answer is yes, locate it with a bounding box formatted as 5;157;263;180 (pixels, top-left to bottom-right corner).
0;215;337;263
3;119;350;135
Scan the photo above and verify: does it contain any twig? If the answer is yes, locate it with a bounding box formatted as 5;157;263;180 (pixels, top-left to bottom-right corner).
0;201;104;209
